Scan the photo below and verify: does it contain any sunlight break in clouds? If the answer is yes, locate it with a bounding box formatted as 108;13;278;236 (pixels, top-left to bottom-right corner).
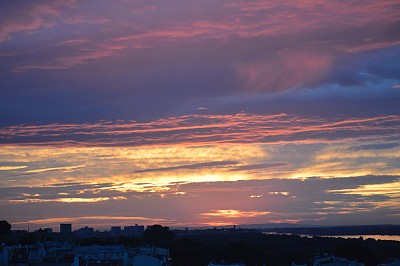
14;216;170;230
0;144;264;188
327;181;400;197
0;165;28;171
25;165;85;173
200;209;271;218
7;197;118;204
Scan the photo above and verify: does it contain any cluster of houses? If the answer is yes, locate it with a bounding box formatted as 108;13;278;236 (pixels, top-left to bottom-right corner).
0;243;169;266
59;224;145;240
0;224;168;266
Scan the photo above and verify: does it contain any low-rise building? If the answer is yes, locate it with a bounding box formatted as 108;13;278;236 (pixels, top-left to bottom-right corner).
208;262;246;266
379;259;400;266
128;247;169;266
312;256;365;266
1;246;9;266
110;227;122;238
75;226;94;239
75;245;127;266
1;243;170;266
9;245;46;266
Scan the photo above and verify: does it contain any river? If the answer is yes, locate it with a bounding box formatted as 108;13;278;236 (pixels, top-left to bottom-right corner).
263;232;400;241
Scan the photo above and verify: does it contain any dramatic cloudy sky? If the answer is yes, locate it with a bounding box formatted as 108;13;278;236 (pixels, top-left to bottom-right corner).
1;0;400;231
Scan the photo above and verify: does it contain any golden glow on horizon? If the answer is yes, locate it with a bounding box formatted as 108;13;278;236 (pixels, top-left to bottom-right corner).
14;216;170;228
200;209;271;218
201;221;236;227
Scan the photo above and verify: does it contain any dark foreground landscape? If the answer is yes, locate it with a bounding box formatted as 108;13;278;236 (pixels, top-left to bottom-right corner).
1;222;400;266
171;228;400;266
260;224;400;237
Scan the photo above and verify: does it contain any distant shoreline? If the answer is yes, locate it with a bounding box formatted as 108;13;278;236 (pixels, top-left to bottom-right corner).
263;232;400;242
257;224;400;238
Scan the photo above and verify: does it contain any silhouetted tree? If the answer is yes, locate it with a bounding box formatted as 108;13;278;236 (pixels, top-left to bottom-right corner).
80;237;106;246
20;233;36;245
144;224;174;247
0;220;11;236
35;228;48;242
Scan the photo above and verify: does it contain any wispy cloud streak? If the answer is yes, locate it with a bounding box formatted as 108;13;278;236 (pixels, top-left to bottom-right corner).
1;113;399;146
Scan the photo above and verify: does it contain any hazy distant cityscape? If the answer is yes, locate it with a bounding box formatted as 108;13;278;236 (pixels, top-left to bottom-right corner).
1;220;400;265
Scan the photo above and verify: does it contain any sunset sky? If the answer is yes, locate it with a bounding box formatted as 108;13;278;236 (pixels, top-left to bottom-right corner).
1;0;400;231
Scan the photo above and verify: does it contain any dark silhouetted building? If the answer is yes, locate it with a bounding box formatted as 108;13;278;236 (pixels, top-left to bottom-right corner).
75;226;94;239
111;226;122;237
123;224;144;238
60;224;72;234
60;224;72;241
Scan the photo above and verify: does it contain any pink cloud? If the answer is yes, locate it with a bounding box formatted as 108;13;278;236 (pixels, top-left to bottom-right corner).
0;0;76;42
225;0;400;27
12;42;128;72
236;49;333;92
129;5;158;14
62;16;111;25
342;40;400;53
3;0;399;72
0;17;46;42
54;38;87;46
1;113;399;147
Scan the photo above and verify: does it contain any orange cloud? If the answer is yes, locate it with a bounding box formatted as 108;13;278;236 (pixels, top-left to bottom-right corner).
0;165;28;171
25;164;85;173
327;181;400;197
7;197;115;204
